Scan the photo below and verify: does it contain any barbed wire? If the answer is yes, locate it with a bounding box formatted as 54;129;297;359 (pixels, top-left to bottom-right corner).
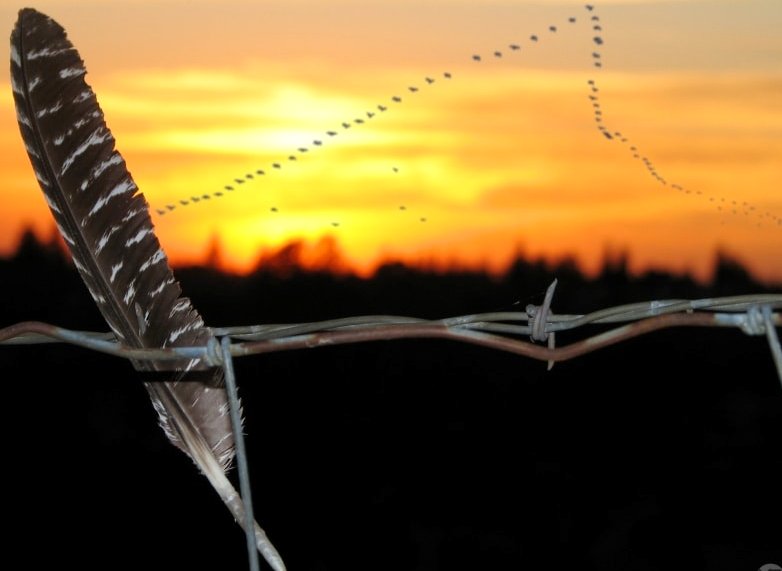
3;288;781;385
3;286;781;570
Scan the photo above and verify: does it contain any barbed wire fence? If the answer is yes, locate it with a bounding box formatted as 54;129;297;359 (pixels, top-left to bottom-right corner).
2;283;780;570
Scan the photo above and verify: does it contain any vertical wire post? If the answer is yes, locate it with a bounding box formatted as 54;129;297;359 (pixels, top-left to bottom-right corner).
220;336;261;571
761;305;782;387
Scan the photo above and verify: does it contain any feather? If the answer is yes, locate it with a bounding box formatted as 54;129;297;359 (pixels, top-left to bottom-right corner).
10;9;284;569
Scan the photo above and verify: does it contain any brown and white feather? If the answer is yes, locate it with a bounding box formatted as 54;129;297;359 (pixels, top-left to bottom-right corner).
9;10;286;568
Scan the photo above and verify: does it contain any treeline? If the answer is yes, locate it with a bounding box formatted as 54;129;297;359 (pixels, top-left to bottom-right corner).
0;227;775;328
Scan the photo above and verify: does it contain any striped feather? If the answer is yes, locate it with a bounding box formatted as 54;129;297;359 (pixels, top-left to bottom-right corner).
10;9;284;569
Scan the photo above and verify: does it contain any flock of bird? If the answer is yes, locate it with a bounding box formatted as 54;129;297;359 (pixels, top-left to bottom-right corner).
154;3;779;230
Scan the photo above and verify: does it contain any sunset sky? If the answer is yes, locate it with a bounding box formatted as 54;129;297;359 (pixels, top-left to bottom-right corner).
1;0;780;281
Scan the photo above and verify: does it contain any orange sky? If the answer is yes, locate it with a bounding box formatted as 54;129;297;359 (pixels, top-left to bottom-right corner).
1;0;781;282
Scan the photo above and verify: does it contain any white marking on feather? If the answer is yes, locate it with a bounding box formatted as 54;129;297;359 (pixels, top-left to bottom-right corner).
53;134;66;146
60;127;109;175
35;100;63;118
86;283;106;306
58;66;85;79
72;256;92;277
55;221;76;247
125;227;152;247
16;110;31;128
27;46;68;60
28;76;42;92
34;169;50;187
43;192;61;213
10;75;23;95
25;143;40;159
149;395;180;445
81;154;124;192
169;299;192;318
92;153;123;181
109;262;124;283
148;280;168;299
95;224;121;255
73;89;92;103
121;206;143;223
169;322;196;343
87;180;134;218
183;358;202;372
10;44;20;67
73;117;90;130
139;248;165;273
123;279;137;305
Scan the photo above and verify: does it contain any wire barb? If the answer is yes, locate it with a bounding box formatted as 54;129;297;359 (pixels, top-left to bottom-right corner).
3;294;780;384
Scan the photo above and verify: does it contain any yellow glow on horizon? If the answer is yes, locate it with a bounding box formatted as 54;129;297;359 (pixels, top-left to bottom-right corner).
0;1;780;284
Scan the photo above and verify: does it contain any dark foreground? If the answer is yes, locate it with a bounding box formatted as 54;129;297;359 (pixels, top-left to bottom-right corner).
1;236;781;570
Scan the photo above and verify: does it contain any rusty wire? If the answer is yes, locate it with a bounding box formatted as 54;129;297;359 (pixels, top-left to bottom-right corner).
2;291;781;385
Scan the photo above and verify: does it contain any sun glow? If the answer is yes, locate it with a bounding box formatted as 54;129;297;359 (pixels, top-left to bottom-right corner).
0;1;780;282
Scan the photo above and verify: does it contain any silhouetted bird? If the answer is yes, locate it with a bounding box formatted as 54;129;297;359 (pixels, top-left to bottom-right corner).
530;35;538;41
472;54;481;61
313;140;322;145
342;122;351;128
392;96;402;102
509;44;520;50
354;118;364;124
594;25;602;31
392;167;399;173
331;222;339;227
408;86;419;92
378;105;388;111
586;4;594;11
273;163;281;168
594;36;603;45
297;147;307;152
271;207;278;212
366;111;375;118
327;131;337;136
167;204;175;210
549;25;557;32
235;178;244;184
494;51;502;57
288;156;296;161
180;200;189;205
592;16;599;21
443;72;452;78
425;77;435;84
592;52;601;58
225;185;234;191
399;205;406;210
245;173;253;179
569;17;576;23
256;169;265;175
